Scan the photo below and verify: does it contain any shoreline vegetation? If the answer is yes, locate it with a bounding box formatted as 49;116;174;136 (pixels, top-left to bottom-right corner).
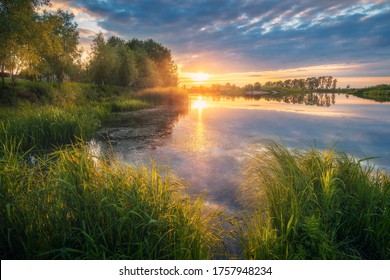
1;80;389;260
1;0;389;260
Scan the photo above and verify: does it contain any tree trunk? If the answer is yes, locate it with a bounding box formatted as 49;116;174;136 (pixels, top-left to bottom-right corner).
1;63;5;97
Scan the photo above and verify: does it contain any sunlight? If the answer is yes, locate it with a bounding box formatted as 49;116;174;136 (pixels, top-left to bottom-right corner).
192;96;209;111
188;72;212;82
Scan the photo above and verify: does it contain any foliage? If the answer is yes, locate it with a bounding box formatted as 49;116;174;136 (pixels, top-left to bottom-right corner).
88;34;178;88
37;10;80;84
0;0;80;92
239;141;390;259
0;142;222;259
352;84;390;102
0;1;178;96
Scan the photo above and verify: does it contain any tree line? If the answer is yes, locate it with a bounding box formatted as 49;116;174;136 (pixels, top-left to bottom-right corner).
0;0;178;95
243;76;338;91
88;34;178;88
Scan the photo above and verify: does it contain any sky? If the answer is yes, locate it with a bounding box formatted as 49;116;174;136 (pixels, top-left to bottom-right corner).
48;0;390;88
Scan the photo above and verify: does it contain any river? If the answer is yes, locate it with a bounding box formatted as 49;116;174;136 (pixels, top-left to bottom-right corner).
92;93;390;213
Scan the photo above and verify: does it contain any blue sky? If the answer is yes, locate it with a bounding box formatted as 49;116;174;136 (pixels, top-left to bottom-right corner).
50;0;390;87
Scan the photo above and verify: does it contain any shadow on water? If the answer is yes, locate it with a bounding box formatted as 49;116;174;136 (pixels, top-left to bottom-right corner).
94;104;188;156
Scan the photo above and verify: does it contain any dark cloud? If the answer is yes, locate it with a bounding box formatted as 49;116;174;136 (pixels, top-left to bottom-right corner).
57;0;390;75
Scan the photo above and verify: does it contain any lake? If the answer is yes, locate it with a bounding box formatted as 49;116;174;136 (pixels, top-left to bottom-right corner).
93;93;390;212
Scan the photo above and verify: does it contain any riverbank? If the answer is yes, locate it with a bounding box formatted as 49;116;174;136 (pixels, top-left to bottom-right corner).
1;80;389;259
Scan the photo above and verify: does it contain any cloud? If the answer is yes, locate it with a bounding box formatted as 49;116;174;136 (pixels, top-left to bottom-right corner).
51;0;390;76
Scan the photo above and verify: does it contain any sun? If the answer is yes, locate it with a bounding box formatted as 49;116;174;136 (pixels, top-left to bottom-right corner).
192;96;208;110
189;72;212;82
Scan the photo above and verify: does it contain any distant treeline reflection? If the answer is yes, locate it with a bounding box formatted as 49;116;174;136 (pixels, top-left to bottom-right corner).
247;92;337;107
206;92;338;107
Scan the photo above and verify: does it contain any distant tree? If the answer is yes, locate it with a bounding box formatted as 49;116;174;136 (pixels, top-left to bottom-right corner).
326;76;333;89
283;79;292;88
332;78;338;90
275;80;284;88
254;82;262;90
243;84;254;91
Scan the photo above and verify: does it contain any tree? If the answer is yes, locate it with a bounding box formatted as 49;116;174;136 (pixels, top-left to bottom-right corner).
332;78;337;90
134;50;160;88
114;42;138;87
38;10;80;85
254;82;262;90
89;33;117;85
128;38;178;87
0;0;50;94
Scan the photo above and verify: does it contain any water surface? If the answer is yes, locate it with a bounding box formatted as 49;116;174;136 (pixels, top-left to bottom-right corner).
94;93;390;211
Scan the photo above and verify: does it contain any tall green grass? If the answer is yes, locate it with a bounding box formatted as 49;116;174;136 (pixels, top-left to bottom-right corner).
0;105;110;152
239;141;390;259
108;99;149;112
0;142;222;259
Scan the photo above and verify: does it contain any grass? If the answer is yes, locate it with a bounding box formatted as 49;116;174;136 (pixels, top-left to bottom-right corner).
239;141;390;259
1;79;389;259
0;79;150;153
0;105;110;152
0;80;219;259
0;142;222;259
108;99;150;112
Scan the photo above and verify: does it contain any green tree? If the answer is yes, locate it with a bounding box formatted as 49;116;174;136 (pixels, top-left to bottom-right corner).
38;10;80;85
128;38;178;87
0;0;50;94
35;10;80;84
107;37;138;87
134;50;161;88
89;33;117;85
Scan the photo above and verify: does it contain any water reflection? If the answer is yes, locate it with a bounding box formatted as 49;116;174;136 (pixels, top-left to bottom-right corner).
94;104;188;161
206;92;337;106
195;99;207;151
93;93;390;215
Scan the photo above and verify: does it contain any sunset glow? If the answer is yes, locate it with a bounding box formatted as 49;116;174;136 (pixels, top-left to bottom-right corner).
48;0;390;88
188;72;212;83
192;96;209;111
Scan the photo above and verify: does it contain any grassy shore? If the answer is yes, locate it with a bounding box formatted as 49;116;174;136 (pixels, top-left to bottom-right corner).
239;141;390;259
1;80;389;259
351;84;390;102
0;142;221;259
1;80;220;259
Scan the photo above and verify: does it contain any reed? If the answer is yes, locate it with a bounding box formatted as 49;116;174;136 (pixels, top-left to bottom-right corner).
109;99;149;112
239;141;390;259
0;105;110;152
0;142;222;259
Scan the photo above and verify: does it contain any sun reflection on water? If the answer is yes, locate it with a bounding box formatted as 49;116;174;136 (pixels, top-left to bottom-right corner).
192;95;209;111
191;96;208;151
